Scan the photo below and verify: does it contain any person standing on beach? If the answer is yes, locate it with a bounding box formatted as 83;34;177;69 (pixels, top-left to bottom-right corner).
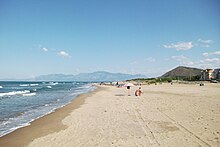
124;83;134;96
127;86;131;96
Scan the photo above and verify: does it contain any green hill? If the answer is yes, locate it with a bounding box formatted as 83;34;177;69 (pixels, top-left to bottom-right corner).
161;66;203;80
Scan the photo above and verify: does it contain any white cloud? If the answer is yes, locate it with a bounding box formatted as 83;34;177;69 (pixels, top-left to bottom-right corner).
57;51;71;58
170;52;219;69
185;61;194;66
197;39;213;44
197;39;213;48
163;42;193;51
202;51;220;56
213;51;220;55
197;57;220;69
42;47;48;52
145;57;156;63
202;52;209;57
197;63;213;69
204;58;219;62
171;55;187;61
171;55;194;66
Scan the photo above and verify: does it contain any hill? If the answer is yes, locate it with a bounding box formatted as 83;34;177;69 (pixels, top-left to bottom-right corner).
161;66;202;79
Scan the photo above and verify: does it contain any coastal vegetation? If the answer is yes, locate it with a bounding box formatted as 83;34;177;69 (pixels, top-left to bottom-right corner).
127;66;217;84
127;76;201;85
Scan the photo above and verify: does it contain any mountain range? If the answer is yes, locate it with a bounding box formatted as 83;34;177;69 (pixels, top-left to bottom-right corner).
34;71;145;82
2;66;218;82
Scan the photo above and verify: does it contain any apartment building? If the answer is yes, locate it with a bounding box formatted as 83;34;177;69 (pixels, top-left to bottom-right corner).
201;69;220;81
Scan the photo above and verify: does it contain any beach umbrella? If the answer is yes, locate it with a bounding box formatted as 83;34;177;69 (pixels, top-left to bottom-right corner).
124;83;135;87
124;83;134;96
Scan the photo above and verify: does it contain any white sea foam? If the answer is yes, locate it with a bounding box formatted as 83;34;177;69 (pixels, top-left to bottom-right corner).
48;82;58;86
0;90;30;97
47;86;52;89
0;86;2;88
30;84;39;86
22;93;36;97
0;105;56;137
20;84;29;87
20;84;39;87
0;82;96;137
0;119;31;137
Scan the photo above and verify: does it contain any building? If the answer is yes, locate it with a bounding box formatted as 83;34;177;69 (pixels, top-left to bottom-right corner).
207;69;214;80
213;69;220;81
201;68;220;81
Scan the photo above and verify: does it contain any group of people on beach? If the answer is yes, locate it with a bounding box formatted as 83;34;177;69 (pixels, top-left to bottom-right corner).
126;85;143;96
115;82;143;96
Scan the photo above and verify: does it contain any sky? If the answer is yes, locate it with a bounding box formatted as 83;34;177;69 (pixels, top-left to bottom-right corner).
0;0;220;79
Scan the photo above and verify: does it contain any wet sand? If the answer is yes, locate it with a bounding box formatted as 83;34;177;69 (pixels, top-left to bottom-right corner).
0;83;220;147
0;87;102;147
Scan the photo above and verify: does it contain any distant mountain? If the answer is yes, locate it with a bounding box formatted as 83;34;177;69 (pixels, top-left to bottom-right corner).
35;71;145;82
35;74;75;81
161;66;203;78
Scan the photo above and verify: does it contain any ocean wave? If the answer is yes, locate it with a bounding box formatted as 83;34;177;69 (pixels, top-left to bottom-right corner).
20;84;39;87
0;82;95;137
0;105;57;137
0;121;31;137
22;93;36;97
46;86;52;89
48;82;58;86
30;84;39;86
19;84;29;87
0;86;2;88
0;90;30;97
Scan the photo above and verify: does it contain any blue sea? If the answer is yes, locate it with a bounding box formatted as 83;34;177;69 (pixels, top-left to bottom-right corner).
0;81;96;137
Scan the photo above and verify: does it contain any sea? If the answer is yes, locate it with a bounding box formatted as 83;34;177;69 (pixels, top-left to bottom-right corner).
0;81;96;137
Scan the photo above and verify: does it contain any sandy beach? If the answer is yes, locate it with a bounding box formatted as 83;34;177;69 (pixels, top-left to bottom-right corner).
0;83;220;147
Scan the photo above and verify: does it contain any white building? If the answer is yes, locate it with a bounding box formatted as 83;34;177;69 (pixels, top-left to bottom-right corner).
201;69;220;81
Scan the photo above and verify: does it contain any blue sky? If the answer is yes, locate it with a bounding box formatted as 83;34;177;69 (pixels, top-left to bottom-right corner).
0;0;220;79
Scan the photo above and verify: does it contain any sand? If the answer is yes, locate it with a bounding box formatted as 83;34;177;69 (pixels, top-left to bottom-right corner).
0;83;220;147
0;88;101;147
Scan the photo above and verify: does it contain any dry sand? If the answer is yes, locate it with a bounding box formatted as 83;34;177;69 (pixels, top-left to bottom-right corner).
0;83;220;147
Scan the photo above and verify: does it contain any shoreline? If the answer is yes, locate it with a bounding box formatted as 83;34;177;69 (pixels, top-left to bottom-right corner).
1;83;219;146
0;86;101;147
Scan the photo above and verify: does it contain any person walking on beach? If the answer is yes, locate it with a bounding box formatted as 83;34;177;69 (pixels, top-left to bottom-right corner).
135;87;143;96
